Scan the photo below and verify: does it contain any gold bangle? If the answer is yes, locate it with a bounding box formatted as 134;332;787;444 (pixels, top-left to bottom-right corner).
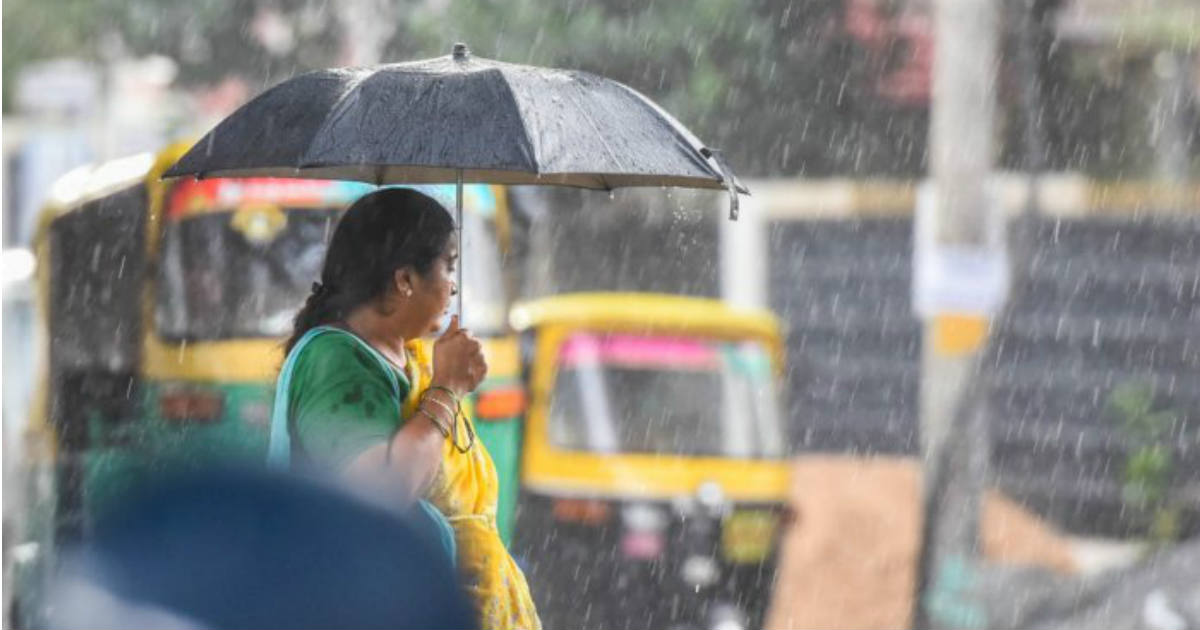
450;408;475;454
416;405;450;438
423;394;457;418
428;385;460;404
424;387;474;454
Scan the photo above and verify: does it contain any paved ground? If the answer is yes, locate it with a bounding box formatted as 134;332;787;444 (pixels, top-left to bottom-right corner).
764;456;1079;630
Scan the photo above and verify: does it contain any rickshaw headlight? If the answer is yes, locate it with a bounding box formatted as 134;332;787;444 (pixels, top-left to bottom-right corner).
696;481;729;518
620;503;667;560
708;602;747;630
622;503;667;531
680;554;719;588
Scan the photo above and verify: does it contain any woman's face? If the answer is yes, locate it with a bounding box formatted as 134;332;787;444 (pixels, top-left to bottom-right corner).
407;240;459;337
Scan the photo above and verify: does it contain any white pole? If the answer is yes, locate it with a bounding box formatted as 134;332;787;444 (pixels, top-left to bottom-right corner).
719;187;766;309
914;0;998;628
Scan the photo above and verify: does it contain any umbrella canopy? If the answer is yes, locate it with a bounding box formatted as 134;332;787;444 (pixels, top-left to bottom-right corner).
166;44;746;217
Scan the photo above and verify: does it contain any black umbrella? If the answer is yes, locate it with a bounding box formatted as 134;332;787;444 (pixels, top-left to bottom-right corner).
165;44;747;311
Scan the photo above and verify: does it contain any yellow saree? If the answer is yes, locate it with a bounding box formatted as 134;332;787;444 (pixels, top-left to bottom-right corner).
403;340;541;630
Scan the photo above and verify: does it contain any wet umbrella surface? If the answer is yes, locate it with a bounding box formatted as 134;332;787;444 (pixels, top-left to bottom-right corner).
166;44;745;207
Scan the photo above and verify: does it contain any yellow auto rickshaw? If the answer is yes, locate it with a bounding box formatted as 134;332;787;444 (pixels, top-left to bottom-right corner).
504;292;792;630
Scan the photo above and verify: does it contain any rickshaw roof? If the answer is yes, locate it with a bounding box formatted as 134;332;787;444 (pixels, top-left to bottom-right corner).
35;141;194;233
40;152;155;216
509;292;782;341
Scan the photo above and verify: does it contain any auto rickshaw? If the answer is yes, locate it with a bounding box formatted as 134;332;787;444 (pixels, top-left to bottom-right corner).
502;293;792;630
11;141;520;625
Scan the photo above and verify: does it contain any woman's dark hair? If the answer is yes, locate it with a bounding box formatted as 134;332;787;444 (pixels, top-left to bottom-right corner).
285;188;455;353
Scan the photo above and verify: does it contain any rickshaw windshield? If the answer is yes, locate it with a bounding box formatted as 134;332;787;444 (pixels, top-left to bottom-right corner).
156;206;340;340
155;178;372;341
155;178;508;341
548;332;787;458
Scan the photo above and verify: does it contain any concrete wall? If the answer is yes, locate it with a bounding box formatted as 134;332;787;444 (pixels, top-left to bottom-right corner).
761;178;1200;536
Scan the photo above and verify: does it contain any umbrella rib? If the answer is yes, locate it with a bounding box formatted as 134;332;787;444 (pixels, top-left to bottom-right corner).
298;69;374;169
611;82;722;183
495;69;540;173
562;86;628;175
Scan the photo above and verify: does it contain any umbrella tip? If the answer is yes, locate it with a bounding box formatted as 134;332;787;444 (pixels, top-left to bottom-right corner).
452;43;470;61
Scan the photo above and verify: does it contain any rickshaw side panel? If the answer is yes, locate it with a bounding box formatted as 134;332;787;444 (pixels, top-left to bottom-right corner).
473;414;522;544
45;183;148;541
47;183;146;394
75;379;275;518
472;335;525;546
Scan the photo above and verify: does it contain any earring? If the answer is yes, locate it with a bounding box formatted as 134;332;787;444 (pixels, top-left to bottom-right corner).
404;287;413;297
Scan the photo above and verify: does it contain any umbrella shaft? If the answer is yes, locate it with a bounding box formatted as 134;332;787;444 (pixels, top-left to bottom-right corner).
456;171;464;321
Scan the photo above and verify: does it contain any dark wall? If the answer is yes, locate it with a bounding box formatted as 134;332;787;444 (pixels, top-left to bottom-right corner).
769;213;1200;536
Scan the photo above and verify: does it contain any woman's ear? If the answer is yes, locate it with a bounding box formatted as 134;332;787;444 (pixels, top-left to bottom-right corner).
393;268;415;298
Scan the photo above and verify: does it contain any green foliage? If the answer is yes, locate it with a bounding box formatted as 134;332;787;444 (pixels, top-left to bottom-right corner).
1121;445;1171;506
0;0;932;176
3;0;114;110
395;0;774;161
1106;382;1180;543
1109;382;1177;444
394;0;931;176
11;0;1193;177
1110;5;1200;52
3;0;341;111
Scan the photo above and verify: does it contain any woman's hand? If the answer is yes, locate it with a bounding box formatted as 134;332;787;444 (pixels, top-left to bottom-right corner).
430;315;487;397
347;317;481;500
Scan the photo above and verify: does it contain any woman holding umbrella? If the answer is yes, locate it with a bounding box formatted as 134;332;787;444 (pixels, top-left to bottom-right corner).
270;188;541;630
172;45;748;630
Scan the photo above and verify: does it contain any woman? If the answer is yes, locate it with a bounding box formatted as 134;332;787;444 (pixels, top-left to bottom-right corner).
268;188;541;630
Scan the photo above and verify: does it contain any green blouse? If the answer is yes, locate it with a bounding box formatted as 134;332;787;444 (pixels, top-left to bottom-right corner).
286;331;411;471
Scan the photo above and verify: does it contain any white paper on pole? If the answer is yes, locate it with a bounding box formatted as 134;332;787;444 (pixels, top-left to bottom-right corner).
912;181;1010;317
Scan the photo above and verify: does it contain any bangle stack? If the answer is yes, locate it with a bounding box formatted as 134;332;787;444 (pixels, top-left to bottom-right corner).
416;405;451;438
418;386;476;454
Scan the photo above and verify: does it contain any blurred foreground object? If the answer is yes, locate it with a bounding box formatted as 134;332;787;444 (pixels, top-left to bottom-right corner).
45;468;475;630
